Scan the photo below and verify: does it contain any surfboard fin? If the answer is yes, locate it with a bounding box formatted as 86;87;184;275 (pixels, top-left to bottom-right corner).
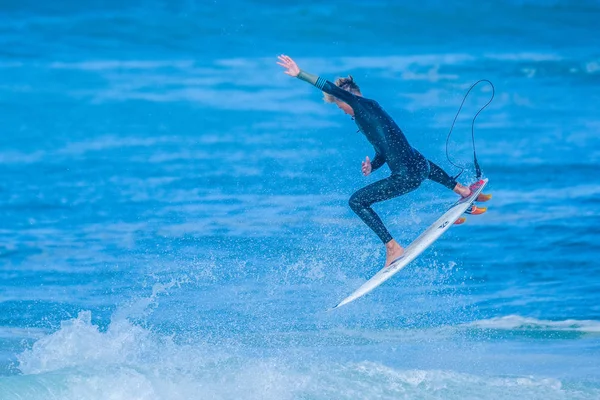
465;205;487;215
454;217;467;225
476;193;492;202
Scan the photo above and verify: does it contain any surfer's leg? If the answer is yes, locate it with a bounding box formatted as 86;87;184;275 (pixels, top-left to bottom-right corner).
348;175;422;266
427;160;470;197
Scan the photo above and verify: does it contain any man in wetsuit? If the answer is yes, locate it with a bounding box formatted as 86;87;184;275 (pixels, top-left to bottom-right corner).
277;55;472;268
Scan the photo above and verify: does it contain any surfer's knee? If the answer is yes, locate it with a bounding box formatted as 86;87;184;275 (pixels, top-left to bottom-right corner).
348;192;367;213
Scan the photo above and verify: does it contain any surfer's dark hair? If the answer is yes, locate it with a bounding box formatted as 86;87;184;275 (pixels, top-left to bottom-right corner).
323;75;361;103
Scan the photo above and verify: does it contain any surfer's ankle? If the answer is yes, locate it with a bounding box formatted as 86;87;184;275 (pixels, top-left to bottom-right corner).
385;239;400;251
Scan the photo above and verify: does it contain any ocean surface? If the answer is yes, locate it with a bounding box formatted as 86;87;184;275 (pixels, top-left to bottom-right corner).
1;0;600;399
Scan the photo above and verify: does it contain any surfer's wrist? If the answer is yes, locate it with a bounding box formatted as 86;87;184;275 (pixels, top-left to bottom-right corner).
297;70;319;86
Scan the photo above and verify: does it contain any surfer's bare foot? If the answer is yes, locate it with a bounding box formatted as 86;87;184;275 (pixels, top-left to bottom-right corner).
453;183;471;198
384;240;404;267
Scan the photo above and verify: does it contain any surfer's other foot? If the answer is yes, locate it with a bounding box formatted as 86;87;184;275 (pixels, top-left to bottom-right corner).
455;182;491;202
453;183;471;198
384;240;404;267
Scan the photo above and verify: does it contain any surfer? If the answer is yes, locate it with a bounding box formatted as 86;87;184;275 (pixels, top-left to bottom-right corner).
277;54;475;268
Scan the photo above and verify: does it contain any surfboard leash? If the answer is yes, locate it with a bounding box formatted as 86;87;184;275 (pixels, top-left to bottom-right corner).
445;79;495;180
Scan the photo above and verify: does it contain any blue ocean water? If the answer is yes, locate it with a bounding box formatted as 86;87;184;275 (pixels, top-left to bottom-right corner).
1;0;600;398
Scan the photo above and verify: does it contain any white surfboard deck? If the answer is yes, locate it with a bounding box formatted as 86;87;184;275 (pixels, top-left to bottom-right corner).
332;178;488;310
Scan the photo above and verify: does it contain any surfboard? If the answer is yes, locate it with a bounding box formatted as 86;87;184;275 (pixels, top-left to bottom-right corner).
332;178;489;309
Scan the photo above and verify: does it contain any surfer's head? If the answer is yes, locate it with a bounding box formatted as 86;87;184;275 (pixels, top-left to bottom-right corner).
324;75;361;116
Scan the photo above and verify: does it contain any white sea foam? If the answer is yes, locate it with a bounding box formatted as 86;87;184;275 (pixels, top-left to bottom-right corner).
1;311;597;400
464;315;600;333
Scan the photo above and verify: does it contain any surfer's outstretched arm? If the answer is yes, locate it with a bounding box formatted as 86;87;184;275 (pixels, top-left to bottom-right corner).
277;54;359;107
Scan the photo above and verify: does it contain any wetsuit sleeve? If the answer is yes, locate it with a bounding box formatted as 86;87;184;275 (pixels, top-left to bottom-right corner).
297;70;359;106
370;152;385;171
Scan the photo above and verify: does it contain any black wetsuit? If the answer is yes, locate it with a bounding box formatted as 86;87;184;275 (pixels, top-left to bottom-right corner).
298;72;457;244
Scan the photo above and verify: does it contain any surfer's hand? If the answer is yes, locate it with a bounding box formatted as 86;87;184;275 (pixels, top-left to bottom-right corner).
277;55;300;77
362;156;372;176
